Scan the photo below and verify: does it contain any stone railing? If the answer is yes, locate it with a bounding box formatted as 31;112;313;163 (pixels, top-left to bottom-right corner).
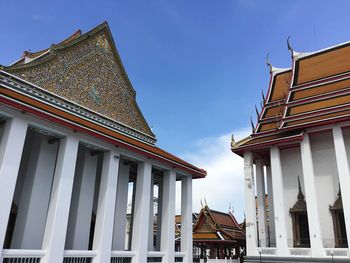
1;249;45;263
63;250;97;263
110;250;135;263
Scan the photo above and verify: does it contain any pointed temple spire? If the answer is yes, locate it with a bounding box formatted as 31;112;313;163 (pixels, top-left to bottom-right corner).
297;176;305;200
337;183;341;197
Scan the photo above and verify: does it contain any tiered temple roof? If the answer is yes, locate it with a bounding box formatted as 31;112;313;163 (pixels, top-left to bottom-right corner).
0;22;206;178
192;205;245;243
232;40;350;159
3;22;153;139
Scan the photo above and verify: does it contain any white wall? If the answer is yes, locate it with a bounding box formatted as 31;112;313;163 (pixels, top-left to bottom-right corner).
280;147;305;246
309;131;339;248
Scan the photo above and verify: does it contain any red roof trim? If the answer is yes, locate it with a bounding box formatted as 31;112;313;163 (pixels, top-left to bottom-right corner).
0;95;206;178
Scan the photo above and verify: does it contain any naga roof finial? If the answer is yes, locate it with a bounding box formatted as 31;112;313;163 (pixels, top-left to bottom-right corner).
261;90;266;103
255;105;260;119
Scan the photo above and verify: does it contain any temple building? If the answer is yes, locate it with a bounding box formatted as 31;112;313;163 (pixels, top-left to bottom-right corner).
0;22;206;263
175;203;245;261
231;40;350;262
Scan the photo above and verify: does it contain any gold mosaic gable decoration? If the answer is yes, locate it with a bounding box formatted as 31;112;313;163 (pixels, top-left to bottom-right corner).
4;22;155;138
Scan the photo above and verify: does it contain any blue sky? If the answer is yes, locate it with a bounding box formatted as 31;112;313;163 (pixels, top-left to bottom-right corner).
1;0;350;219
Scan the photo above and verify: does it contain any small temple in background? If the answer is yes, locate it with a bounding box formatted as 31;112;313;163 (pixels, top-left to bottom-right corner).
175;202;246;261
232;38;350;262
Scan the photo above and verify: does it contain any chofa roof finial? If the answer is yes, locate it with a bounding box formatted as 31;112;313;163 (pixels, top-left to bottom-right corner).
261;90;266;103
266;52;272;73
250;117;255;133
287;35;294;58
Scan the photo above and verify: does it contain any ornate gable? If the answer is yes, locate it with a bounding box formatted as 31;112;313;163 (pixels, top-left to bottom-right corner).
4;22;155;139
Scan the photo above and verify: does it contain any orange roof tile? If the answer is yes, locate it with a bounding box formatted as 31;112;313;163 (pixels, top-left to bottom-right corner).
232;41;350;156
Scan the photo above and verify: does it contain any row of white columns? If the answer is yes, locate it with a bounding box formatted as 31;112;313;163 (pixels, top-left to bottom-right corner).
245;125;350;258
0;116;193;263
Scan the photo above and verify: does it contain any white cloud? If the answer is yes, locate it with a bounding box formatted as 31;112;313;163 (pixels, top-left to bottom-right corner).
176;128;250;223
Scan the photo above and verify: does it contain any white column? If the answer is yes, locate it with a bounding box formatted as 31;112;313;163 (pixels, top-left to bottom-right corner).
332;126;350;254
92;151;120;263
244;151;258;256
181;175;192;263
270;147;289;256
131;161;152;263
12;133;59;249
128;181;138;251
112;161;130;251
156;177;163;251
66;148;98;250
0;118;28;253
300;134;324;257
41;135;79;263
266;166;276;247
256;160;268;247
148;174;155;251
160;170;176;263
